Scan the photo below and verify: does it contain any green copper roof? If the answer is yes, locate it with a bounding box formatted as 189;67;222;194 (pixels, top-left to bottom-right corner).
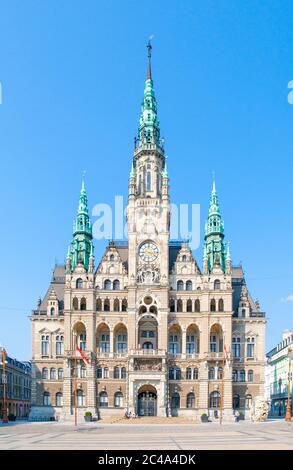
67;174;93;272
204;179;226;273
137;41;161;147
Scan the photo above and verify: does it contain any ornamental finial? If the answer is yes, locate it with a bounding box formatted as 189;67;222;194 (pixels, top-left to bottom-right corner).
147;36;154;80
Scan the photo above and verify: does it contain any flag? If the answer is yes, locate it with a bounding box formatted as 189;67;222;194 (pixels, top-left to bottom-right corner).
224;344;231;367
76;345;90;365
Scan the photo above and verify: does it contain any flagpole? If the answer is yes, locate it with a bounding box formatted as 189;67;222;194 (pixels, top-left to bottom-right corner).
220;349;225;425
74;332;77;427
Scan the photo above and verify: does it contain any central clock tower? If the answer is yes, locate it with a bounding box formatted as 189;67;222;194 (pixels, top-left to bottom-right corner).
126;41;170;353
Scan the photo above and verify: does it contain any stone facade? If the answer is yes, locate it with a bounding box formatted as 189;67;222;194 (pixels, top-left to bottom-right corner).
29;44;266;422
0;355;31;419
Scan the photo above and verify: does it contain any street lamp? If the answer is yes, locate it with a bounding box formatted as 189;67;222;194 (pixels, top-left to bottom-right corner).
285;347;293;423
0;347;8;424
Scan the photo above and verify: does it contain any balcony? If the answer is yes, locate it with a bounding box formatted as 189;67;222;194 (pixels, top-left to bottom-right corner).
129;349;166;357
65;350;94;362
204;352;224;361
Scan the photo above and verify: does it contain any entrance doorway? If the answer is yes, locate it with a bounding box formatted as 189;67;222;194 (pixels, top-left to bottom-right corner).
137;385;157;417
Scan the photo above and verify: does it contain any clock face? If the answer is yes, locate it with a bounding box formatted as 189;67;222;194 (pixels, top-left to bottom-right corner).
139;242;159;263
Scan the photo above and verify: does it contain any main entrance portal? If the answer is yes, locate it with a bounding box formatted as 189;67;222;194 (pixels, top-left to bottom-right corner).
137;386;157;417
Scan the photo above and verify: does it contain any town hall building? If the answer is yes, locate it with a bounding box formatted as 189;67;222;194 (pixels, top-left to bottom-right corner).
29;44;266;421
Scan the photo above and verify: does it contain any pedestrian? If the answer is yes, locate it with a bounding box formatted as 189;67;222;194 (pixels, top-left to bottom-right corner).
235;410;240;423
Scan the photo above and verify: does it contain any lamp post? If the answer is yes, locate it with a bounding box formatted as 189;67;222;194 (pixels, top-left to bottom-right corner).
1;347;8;424
72;332;78;427
285;347;293;423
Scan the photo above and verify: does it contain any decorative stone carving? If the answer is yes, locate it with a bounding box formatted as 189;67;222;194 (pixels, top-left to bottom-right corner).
251;396;269;422
133;359;162;371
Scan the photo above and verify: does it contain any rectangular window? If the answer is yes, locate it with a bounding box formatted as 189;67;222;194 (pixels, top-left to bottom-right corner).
247;343;255;358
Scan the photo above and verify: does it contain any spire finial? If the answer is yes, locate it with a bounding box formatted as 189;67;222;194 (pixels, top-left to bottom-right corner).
147;36;153;80
81;170;86;192
212;171;216;194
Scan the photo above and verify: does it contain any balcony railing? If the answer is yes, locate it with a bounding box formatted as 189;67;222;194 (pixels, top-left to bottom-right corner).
204;352;224;360
65;350;93;362
129;349;166;357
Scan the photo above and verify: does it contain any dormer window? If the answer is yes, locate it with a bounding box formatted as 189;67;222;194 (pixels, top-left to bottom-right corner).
76;278;83;289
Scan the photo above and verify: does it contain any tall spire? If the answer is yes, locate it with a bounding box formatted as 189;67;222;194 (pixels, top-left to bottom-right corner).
136;39;161;148
68;174;93;272
204;179;226;273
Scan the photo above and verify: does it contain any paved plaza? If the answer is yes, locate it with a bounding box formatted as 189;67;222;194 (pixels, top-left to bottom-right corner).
0;419;292;450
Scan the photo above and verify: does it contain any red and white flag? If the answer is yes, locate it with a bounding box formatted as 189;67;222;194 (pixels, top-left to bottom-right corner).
224;344;231;367
76;346;90;365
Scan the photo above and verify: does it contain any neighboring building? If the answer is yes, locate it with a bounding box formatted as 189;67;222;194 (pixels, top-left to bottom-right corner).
0;356;31;419
29;44;266;422
266;330;293;417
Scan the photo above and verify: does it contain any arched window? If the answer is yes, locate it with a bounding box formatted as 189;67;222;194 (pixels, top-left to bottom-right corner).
194;368;199;380
42;368;48;379
122;299;127;312
56;393;63;407
242;308;246;318
50;307;55;316
116;332;127;353
79;333;86;351
209;391;220;409
210;299;216;312
104;279;111;290
182;255;187;262
80;298;87;311
246;337;255;358
214;279;221;290
146;172;151;191
76;389;85;407
233;394;240;409
114;392;123;408
245;394;252;410
121;367;127;379
104;299;110;312
170;299;175;312
113;279;120;290
248;370;254;382
194;299;200;312
43;392;51;406
50;368;57;380
109;254;115;261
186;367;192;380
217;367;223;380
113;298;120;312
76;278;83;289
218;299;224;312
177;280;184;291
208;367;215;380
73;297;78;310
114;367;120;379
186;392;195;409
169;333;180;355
177;299;183;312
232;370;238;382
96;298;102;311
56;335;64;355
186;299;193;312
239;370;245;382
41;335;49;356
100;333;110;353
99;391;108;408
186;280;192;291
58;368;63;380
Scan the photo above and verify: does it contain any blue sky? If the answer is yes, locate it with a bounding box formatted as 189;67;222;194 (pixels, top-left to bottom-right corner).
0;0;293;360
